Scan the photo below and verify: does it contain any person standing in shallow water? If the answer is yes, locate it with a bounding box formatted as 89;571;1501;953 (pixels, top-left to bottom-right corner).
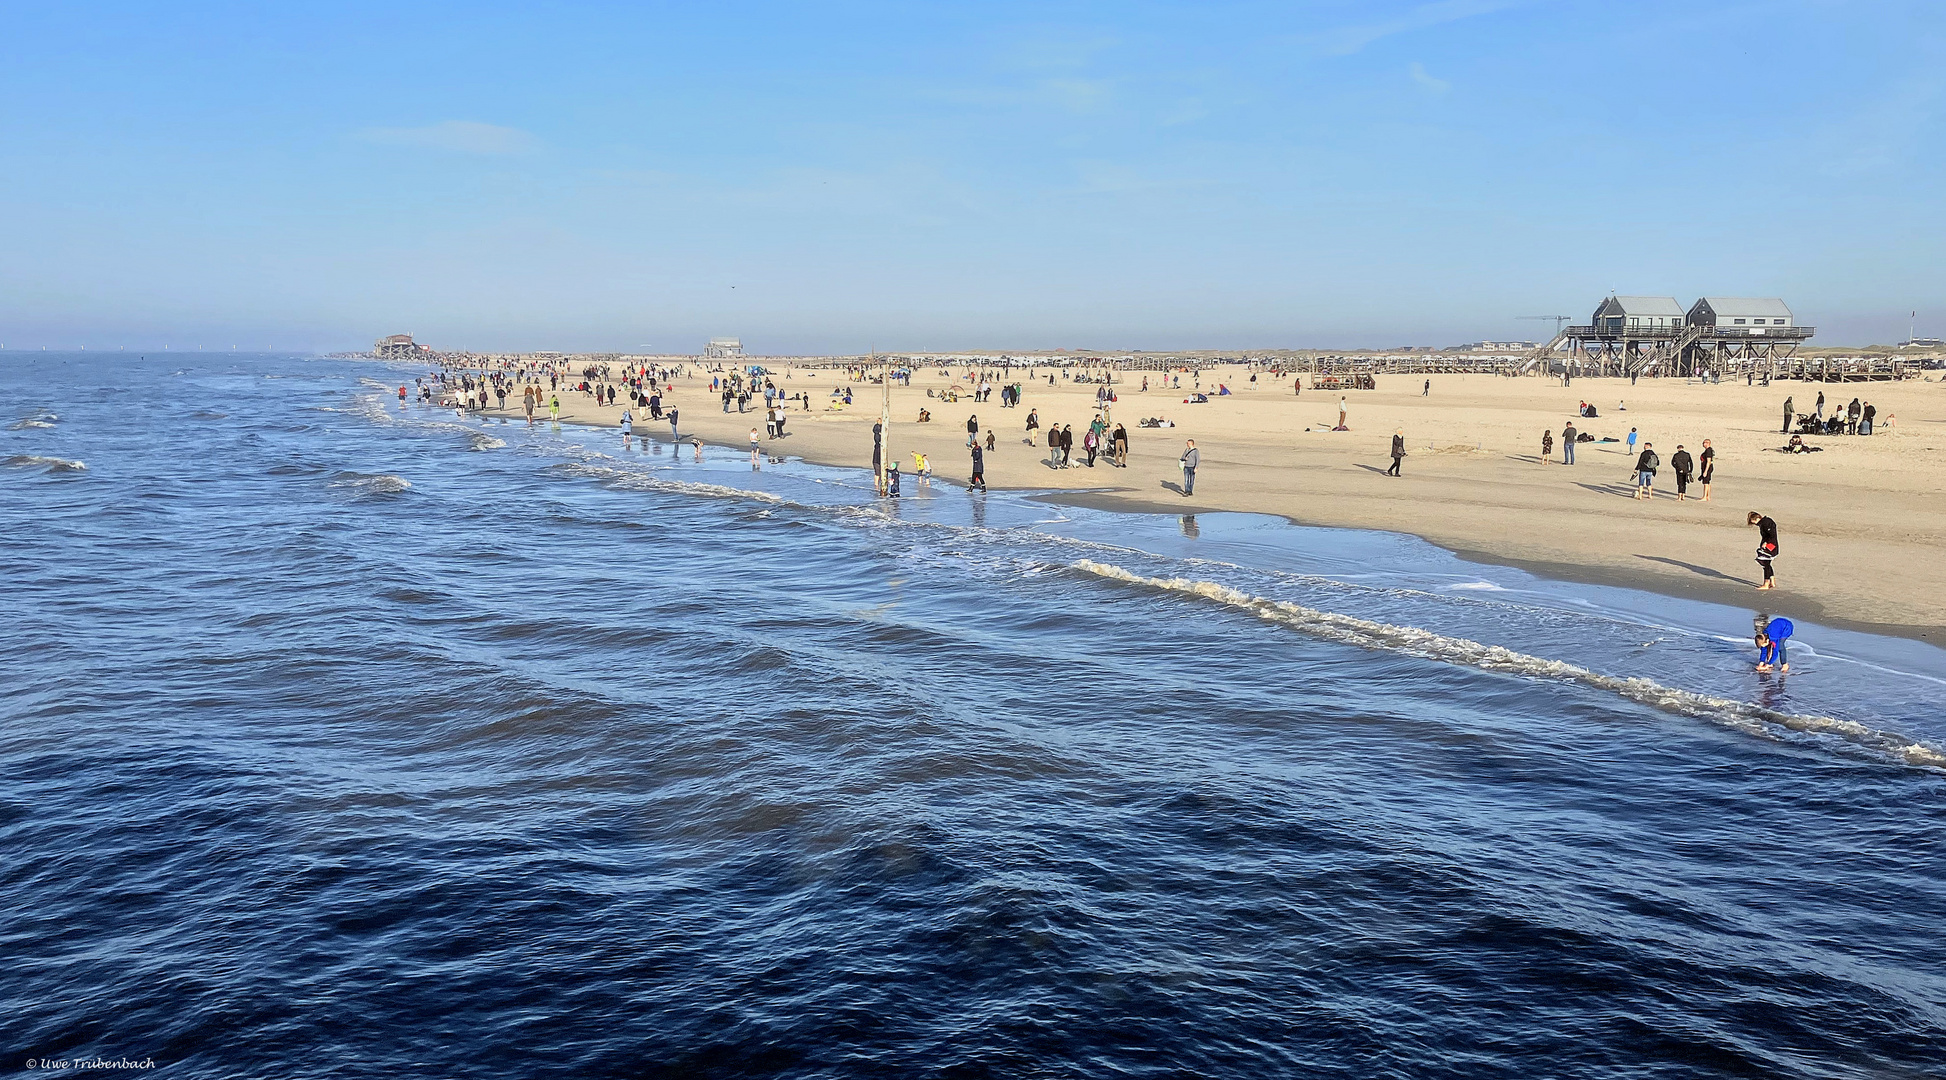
1750;511;1779;589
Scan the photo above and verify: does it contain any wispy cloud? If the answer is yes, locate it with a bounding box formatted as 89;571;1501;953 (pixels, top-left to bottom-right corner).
357;121;538;155
1410;62;1451;94
1308;0;1521;56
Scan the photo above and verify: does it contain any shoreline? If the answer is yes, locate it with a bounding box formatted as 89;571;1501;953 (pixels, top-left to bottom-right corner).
456;363;1946;646
509;413;1946;647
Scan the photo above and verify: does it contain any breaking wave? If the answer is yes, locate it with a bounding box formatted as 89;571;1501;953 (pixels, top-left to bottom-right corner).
4;454;87;472
327;472;413;496
1071;559;1946;771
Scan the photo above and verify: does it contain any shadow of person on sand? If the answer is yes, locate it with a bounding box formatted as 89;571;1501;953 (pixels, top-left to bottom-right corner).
1635;554;1753;586
1574;481;1641;499
1159;479;1185;495
1352;463;1388;475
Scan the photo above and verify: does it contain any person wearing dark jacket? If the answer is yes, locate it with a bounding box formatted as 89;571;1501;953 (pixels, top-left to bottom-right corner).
1633;443;1659;499
1387;430;1405;476
1781;395;1794;434
969;444;986;491
1562;421;1577;465
1670;445;1694;502
1847;397;1862;434
1698;439;1715;501
1750;511;1779;588
1179;440;1199;496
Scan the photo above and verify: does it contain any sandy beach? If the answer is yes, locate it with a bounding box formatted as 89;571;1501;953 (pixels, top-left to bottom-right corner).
489;364;1946;643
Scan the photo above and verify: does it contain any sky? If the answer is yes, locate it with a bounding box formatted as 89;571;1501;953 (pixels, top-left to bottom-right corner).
1;0;1941;354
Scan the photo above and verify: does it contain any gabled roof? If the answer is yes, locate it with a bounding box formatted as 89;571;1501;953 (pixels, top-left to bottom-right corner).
1697;297;1793;319
1607;296;1686;317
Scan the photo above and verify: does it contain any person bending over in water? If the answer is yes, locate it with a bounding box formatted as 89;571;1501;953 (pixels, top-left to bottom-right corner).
1755;617;1793;673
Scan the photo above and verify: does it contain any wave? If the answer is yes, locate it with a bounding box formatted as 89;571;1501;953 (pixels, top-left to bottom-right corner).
1071;560;1946;771
469;433;506;451
548;461;789;505
3;454;87;473
8;420;55;430
327;472;412;496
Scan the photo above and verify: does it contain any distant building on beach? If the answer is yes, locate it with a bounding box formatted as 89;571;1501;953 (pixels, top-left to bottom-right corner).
1686;297;1797;331
1564;295;1813;377
373;333;429;360
705;337;744;359
1592;296;1686;333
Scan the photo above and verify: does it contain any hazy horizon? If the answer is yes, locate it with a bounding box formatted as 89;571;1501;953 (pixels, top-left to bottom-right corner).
4;1;1941;354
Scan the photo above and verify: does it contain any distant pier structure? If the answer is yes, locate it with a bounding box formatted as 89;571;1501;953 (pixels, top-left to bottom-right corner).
1552;296;1813;377
704;337;744;360
373;333;430;360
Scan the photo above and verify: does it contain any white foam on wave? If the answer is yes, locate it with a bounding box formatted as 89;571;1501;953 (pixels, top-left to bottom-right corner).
9;420;56;430
552;461;789;505
4;454;87;472
1450;581;1505;591
1071;559;1946;771
328;473;412;495
468;433;507;451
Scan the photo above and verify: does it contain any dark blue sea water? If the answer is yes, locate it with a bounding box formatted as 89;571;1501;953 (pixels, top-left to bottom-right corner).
5;353;1944;1079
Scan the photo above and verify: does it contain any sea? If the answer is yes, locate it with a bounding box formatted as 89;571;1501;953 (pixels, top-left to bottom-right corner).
4;352;1944;1079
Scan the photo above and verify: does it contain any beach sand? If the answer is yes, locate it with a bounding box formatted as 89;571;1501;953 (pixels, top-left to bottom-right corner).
492;365;1946;642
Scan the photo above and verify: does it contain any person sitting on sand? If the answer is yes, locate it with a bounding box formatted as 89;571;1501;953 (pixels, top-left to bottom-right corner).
917;408;931;423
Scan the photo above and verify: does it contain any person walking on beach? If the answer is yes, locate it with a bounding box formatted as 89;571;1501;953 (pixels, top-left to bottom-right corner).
1814;391;1825;422
1670;444;1693;501
1025;408;1040;444
750;427;761;464
1337;396;1348;430
1562;420;1576;465
620;408;634;447
667;407;678;439
524;386;536;425
1423;379;1430;396
1179;439;1199;496
1782;395;1794;433
1541;429;1553;463
911;451;930;486
1698;439;1715;501
549;394;561;421
1633;442;1658;499
966;413;979;447
1112;423;1129;467
1750;511;1780;589
969;443;986;492
1387;429;1404;476
1626;427;1638;458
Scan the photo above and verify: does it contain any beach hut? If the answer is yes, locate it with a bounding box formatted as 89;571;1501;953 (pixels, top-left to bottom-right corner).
1591;296;1686;334
1686;298;1796;334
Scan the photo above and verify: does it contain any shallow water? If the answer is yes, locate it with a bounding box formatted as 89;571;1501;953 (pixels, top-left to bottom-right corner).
4;354;1944;1078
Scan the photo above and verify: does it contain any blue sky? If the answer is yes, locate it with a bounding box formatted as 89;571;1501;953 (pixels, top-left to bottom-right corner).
2;1;1941;353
